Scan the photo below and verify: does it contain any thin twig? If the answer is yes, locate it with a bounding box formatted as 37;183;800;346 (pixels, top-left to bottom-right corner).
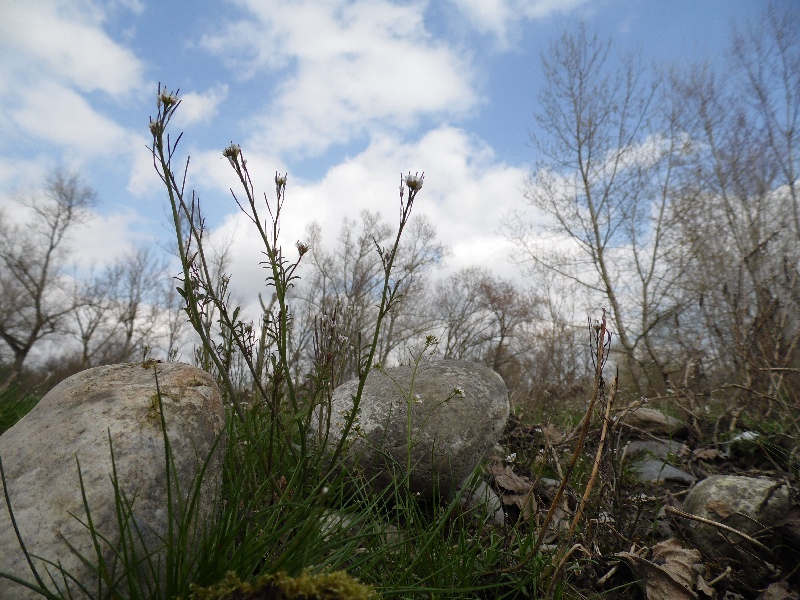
568;369;617;537
545;543;588;599
707;566;731;586
664;506;773;555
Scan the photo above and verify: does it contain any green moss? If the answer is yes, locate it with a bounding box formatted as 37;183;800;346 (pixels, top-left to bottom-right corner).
146;389;182;423
146;392;161;422
188;571;379;600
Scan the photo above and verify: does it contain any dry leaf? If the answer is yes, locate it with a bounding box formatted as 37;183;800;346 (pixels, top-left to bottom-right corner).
705;500;733;520
692;448;725;461
542;423;565;444
696;575;716;598
494;471;533;493
485;460;510;477
758;582;800;600
502;492;537;521
618;539;703;600
651;540;702;591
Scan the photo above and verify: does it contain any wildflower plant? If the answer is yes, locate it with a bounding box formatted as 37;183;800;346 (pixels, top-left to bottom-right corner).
0;85;547;600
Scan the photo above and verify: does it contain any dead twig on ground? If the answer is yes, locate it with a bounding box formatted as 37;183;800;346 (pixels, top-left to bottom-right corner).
664;506;773;555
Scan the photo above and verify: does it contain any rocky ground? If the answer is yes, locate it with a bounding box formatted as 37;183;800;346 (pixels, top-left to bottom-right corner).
488;402;800;599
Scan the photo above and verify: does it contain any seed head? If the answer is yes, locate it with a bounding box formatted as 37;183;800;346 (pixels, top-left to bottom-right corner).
149;120;164;137
157;89;179;108
223;143;241;166
404;172;424;192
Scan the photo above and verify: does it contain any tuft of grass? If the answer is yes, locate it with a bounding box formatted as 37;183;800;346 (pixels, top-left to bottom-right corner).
1;86;564;599
0;382;41;436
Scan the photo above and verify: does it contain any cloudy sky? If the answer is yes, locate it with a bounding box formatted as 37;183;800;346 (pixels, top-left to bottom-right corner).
0;0;770;296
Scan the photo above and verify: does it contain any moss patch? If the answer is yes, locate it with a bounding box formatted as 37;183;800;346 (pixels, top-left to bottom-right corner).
188;571;379;600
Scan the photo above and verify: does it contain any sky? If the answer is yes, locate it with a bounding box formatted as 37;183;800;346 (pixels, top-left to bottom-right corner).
0;0;775;302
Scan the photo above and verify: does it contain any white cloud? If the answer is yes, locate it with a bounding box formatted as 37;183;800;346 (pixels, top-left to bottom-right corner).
201;0;479;156
69;210;154;269
449;0;590;47
0;186;151;272
127;133;163;196
198;125;528;305
0;159;51;192
11;81;129;156
0;0;151;191
173;84;230;127
187;147;289;200
0;0;145;97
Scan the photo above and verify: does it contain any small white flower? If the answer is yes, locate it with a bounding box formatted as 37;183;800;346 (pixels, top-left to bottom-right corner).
322;486;330;495
149;120;164;137
157;90;178;108
453;386;465;397
404;172;423;192
506;452;517;463
413;393;422;404
223;143;241;166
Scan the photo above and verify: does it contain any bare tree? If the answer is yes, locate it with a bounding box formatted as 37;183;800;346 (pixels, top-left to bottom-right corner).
70;246;170;368
297;210;445;379
508;24;691;393
430;267;497;360
733;2;800;245
667;3;800;415
0;170;95;379
71;267;118;368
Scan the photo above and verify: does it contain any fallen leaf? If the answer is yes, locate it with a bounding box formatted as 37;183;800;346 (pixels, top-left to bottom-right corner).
541;423;565;444
696;575;716;598
502;492;537;521
494;471;534;493
617;539;703;600
691;448;725;461
758;582;800;600
485;460;510;478
651;540;702;591
705;500;732;520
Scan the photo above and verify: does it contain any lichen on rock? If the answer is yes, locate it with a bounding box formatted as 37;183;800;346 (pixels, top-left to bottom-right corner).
187;570;379;600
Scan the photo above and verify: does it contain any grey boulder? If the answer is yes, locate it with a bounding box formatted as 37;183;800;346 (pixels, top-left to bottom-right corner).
0;362;225;599
618;407;685;437
314;360;509;500
459;480;505;526
682;475;790;560
622;439;696;485
632;459;696;485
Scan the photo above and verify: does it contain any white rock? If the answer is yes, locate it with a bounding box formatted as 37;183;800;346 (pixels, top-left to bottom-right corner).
682;475;790;560
460;479;505;526
0;362;225;599
313;360;509;500
618;407;685;437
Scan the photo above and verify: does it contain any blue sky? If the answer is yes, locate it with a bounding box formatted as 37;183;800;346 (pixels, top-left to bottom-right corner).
0;0;773;295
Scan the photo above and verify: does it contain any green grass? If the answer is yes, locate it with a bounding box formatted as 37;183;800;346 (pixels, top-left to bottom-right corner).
0;382;40;436
0;88;562;600
4;83;800;598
